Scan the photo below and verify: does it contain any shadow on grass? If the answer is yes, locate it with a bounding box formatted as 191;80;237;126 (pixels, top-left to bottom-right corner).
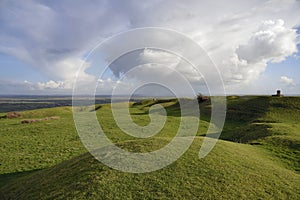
131;96;276;144
221;96;272;143
131;98;206;118
0;168;43;188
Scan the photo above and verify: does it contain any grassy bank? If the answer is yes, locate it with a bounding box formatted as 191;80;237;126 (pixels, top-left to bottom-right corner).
0;96;299;199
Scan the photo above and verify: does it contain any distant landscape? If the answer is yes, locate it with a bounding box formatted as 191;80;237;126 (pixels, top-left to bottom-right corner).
1;1;300;199
0;95;299;199
0;95;140;113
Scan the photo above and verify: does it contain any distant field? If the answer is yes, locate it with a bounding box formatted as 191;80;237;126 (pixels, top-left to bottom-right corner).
0;96;299;199
0;95;130;112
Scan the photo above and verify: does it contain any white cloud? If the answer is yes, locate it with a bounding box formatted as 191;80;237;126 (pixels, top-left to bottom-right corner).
0;0;300;94
0;80;66;95
280;76;295;85
236;19;298;63
109;48;202;83
37;80;65;90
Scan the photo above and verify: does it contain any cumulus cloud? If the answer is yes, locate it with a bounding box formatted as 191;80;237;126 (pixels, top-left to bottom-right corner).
0;80;65;94
213;18;299;86
37;80;65;90
280;76;295;85
109;48;203;84
0;0;300;94
236;19;298;63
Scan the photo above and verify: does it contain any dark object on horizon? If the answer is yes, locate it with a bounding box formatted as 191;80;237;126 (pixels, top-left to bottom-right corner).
272;90;283;97
197;93;209;103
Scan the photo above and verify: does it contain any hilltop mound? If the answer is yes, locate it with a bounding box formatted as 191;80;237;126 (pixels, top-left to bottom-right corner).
1;138;299;199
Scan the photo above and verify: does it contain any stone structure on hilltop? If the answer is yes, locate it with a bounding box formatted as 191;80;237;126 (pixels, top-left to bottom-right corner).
272;90;282;97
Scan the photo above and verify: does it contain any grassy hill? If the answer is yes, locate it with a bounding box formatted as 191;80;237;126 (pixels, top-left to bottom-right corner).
221;96;300;172
0;96;299;199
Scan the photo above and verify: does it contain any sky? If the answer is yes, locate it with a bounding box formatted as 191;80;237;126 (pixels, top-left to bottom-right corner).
0;0;299;96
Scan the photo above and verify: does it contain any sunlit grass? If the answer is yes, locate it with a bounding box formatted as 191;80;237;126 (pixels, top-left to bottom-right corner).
0;96;299;199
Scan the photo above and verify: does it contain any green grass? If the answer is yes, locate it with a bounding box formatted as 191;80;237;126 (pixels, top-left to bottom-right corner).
0;107;85;188
218;96;300;172
1;138;299;199
0;96;299;199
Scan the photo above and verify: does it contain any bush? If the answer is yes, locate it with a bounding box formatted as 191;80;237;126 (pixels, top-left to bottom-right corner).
197;93;208;104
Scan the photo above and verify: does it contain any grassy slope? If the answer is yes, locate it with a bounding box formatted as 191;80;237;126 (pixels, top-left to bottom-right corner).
0;97;299;199
1;138;299;200
0;107;86;187
219;96;300;172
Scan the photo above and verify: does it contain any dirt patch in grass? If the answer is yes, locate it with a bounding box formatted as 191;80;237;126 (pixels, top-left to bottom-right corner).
21;116;60;124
